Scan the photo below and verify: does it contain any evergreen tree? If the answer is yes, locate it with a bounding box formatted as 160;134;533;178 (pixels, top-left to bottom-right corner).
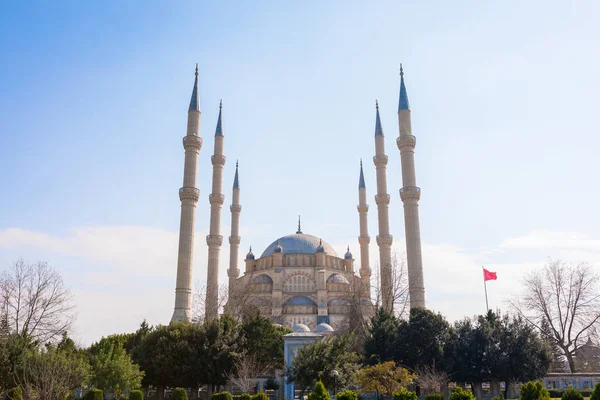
364;308;399;365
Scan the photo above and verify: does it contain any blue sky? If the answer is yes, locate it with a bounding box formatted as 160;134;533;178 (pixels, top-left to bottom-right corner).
1;0;599;345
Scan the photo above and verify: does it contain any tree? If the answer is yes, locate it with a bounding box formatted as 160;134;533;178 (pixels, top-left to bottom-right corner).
18;342;90;400
372;253;410;319
191;281;230;324
511;259;600;372
413;363;449;394
356;361;416;396
364;308;400;365
286;335;360;395
90;341;144;398
394;308;452;370
239;311;291;370
226;352;262;394
0;260;75;342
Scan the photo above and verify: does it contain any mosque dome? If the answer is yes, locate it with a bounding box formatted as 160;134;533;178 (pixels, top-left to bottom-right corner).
246;247;255;260
261;234;338;257
293;323;311;332
314;322;334;332
344;246;353;259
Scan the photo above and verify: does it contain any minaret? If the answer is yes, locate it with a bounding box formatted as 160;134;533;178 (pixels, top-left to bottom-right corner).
227;161;241;296
396;65;425;308
205;100;226;321
373;100;394;313
357;160;371;296
172;65;203;322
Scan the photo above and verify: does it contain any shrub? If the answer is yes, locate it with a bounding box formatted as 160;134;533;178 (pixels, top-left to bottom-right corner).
561;388;584;400
337;391;358;400
519;382;549;400
425;393;444;400
172;388;189;400
449;387;476;400
491;394;504;400
84;389;104;400
251;393;268;400
240;395;252;400
6;387;23;400
393;389;418;400
130;390;144;400
591;383;600;400
308;381;331;400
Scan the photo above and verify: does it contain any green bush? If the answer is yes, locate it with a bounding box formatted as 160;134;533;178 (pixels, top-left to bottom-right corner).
337;390;358;400
549;390;593;399
561;388;584;400
519;382;549;400
590;383;600;400
6;387;23;400
392;389;418;400
240;395;252;400
129;390;144;400
449;387;475;400
491;394;504;400
308;382;331;400
251;393;268;400
84;388;104;400
172;388;189;400
424;393;444;400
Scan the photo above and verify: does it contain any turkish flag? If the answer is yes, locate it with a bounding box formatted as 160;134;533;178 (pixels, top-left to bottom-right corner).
483;268;497;281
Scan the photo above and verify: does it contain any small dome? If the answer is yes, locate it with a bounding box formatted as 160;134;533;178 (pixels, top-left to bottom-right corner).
328;298;351;306
293;323;311;332
315;239;325;253
246;246;255;260
344;246;353;259
327;274;350;284
273;240;283;253
315;323;334;332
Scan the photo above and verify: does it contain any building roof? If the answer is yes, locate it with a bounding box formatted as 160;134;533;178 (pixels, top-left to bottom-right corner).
398;64;410;111
189;64;200;112
260;233;338;257
315;323;334;332
327;274;350;284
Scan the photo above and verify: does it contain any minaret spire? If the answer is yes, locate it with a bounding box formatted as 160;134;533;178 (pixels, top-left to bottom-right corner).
205;101;227;321
396;65;425;309
296;215;302;234
373;100;394;312
228;160;242;302
172;65;203;322
357;160;371;297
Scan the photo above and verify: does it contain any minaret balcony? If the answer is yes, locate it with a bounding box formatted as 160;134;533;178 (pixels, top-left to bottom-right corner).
400;186;421;201
206;234;223;246
183;135;203;150
230;204;242;213
358;234;371;244
397;135;416;150
357;204;369;212
179;187;200;202
229;235;241;245
211;154;226;166
374;194;390;205
209;193;225;205
372;155;388;165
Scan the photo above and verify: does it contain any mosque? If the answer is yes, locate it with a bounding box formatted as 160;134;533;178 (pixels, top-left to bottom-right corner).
170;65;426;331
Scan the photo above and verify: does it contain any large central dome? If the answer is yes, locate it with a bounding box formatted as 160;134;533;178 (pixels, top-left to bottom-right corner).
261;234;338;258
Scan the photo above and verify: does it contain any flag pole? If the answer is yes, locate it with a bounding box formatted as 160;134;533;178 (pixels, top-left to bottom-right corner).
483;266;489;312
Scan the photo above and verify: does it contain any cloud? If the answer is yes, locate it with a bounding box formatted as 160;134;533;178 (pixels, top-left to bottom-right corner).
499;230;600;250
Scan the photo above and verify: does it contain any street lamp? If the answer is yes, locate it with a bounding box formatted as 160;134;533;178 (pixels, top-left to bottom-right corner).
331;370;340;397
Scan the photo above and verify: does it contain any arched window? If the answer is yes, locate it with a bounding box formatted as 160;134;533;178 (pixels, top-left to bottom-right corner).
283;275;315;293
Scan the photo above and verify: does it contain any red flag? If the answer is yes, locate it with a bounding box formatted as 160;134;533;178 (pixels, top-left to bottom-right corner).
483;268;497;281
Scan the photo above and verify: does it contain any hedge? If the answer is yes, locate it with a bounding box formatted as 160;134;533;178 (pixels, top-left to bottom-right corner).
84;388;104;400
211;392;233;400
129;390;144;400
172;388;188;400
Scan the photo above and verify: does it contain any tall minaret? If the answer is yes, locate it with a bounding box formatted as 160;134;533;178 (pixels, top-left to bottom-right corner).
205;100;226;321
227;161;241;296
357;160;371;296
373;100;394;312
396;65;425;308
172;65;203;323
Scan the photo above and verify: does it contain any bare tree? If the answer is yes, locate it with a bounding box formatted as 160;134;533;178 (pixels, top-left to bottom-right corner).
0;260;75;342
191;281;229;323
371;253;410;319
226;352;270;394
511;259;600;372
414;363;450;394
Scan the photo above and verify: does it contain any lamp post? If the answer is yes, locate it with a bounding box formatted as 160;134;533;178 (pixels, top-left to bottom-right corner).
331;370;339;397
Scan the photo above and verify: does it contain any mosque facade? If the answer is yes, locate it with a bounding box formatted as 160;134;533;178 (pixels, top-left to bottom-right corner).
171;64;426;331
